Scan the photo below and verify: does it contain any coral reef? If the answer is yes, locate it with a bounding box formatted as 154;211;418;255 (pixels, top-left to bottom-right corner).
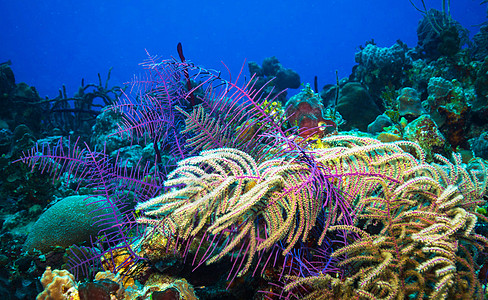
4;7;488;298
12;47;488;299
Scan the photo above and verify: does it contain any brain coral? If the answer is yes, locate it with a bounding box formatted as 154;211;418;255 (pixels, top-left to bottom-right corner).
23;195;119;253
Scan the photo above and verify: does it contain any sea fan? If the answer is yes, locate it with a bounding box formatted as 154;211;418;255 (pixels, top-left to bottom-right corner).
110;50;307;177
150;57;300;161
109;51;190;174
18;136;161;278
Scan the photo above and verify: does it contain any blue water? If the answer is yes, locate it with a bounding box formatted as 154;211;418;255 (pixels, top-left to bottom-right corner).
1;0;486;99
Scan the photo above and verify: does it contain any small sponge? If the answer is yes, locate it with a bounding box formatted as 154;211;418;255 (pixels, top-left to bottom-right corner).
37;267;78;300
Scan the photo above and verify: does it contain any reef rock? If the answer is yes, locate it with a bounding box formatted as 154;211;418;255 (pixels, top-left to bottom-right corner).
470;132;488;160
416;9;468;59
248;56;301;103
426;77;470;148
91;109;131;154
472;24;488;61
403;115;448;160
353;41;411;98
367;114;394;134
336;82;381;131
397;87;425;119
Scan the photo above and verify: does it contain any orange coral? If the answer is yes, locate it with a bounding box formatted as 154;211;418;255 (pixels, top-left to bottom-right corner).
37;267;79;300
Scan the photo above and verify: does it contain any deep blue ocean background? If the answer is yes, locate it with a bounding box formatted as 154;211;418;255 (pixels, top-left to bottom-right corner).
1;0;486;99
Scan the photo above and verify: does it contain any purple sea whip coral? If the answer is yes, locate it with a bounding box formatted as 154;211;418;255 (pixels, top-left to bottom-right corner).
18;136;160;278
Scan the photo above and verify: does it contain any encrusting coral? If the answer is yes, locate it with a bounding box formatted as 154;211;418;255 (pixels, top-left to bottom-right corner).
37;267;78;300
36;267;198;300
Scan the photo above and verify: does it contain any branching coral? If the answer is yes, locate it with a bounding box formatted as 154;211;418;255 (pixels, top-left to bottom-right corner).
136;147;332;276
135;133;485;297
282;136;488;299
